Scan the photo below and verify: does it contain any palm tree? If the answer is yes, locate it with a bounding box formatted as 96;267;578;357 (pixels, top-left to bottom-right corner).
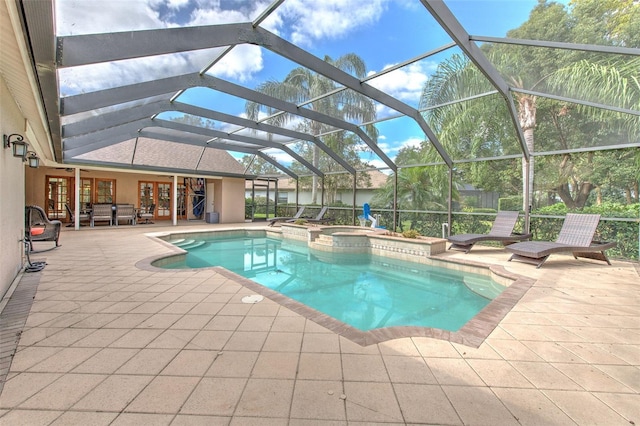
372;142;456;230
246;53;377;204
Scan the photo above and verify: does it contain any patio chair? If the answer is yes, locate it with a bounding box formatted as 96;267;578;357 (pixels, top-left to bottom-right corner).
115;204;136;226
447;211;532;253
505;213;616;268
268;206;306;226
25;205;62;252
90;203;113;227
65;203;89;227
138;203;155;224
304;206;333;224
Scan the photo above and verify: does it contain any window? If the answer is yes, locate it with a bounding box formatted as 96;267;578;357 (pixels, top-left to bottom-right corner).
96;179;115;204
277;192;288;204
79;178;92;209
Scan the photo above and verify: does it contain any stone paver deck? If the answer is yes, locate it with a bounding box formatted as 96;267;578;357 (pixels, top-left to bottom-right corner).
0;222;638;425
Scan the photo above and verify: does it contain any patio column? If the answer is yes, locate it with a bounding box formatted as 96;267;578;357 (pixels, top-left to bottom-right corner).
173;175;178;226
74;167;81;230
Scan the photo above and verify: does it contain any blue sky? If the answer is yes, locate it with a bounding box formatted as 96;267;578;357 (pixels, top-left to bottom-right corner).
57;0;546;171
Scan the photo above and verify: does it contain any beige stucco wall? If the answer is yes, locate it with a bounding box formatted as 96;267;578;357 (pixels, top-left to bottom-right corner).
25;167;173;213
216;177;246;223
0;79;28;298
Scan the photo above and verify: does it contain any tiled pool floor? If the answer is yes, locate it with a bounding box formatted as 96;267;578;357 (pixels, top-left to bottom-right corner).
1;222;638;425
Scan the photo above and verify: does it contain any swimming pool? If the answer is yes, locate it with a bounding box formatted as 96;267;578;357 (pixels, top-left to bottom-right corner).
161;234;504;332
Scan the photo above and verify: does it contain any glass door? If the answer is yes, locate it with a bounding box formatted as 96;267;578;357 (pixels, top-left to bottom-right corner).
157;183;172;219
139;181;172;220
46;176;70;220
139;181;155;215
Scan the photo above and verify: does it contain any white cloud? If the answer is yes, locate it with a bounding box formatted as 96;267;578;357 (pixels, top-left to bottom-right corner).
366;158;392;170
374;136;424;161
261;149;294;167
56;0;272;93
208;45;264;83
267;0;388;47
367;62;437;104
56;0;166;35
166;0;190;9
58;49;219;96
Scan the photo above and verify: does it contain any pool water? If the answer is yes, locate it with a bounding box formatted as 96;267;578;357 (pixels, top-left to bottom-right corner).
163;236;502;332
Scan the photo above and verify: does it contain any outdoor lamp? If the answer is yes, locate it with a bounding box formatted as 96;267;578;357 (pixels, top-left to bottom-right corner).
3;133;28;159
26;151;40;168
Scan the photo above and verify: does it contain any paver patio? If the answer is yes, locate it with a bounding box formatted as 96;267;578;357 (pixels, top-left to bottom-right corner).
0;222;638;425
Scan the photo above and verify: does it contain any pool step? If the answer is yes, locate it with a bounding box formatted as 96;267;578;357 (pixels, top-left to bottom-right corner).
180;241;206;250
173;239;195;247
463;276;504;299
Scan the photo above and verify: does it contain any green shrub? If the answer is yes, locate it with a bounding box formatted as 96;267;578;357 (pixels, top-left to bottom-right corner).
402;229;421;238
498;196;523;211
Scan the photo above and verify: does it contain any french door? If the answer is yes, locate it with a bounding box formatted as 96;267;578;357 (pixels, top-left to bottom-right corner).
139;181;172;220
46;176;70;220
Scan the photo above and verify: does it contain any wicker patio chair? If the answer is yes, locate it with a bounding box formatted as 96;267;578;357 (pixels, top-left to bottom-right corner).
25;205;62;252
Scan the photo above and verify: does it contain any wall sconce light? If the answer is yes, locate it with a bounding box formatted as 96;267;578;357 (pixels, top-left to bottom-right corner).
26;151;40;168
4;133;28;159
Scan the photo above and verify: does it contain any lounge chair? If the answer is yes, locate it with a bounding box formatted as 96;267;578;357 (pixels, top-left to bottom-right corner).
268;206;306;226
506;213;616;268
448;211;532;253
25;205;62;252
304;206;333;224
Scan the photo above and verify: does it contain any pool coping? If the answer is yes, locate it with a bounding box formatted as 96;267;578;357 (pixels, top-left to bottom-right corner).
137;229;536;348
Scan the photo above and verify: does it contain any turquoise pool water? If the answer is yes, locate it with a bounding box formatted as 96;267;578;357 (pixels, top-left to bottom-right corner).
162;236;502;332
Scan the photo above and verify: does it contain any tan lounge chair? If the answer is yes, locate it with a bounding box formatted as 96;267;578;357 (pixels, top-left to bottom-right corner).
448;211;532;253
506;213;616;268
268;206;306;226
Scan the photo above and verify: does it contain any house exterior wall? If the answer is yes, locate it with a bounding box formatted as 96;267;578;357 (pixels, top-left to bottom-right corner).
0;79;28;298
25;167;174;220
25;169;246;225
218;177;246;223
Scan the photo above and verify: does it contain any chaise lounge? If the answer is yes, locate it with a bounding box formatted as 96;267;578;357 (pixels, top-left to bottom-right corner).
268;206;306;226
448;211;532;253
505;213;616;268
304;206;333;224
